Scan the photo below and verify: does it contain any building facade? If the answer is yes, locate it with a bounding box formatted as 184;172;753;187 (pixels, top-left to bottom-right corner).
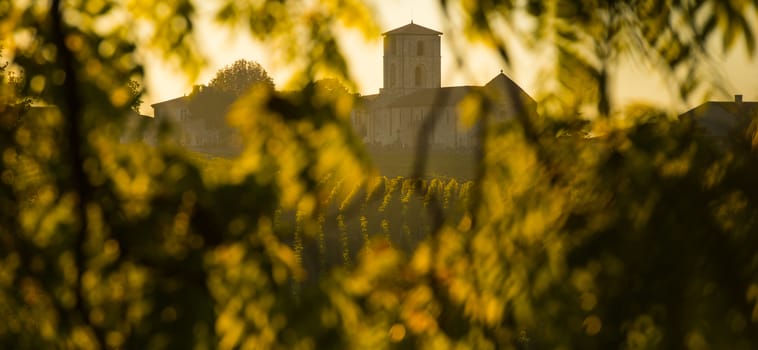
352;22;537;150
151;95;234;151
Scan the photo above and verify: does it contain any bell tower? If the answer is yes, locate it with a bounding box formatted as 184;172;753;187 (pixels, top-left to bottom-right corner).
381;22;442;96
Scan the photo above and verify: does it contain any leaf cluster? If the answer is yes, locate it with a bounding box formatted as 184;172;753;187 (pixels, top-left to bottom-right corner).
2;1;758;349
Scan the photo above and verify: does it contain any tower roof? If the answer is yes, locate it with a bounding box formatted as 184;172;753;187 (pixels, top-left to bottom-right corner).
383;22;442;36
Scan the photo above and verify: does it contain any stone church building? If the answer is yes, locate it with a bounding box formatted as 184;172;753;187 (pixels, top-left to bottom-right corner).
351;22;537;149
148;22;537;153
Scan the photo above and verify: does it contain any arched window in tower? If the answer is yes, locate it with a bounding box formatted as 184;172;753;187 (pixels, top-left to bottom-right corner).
389;64;396;87
417;41;424;56
415;65;424;87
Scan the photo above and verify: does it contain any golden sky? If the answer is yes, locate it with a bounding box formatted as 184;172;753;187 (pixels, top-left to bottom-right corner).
140;0;758;115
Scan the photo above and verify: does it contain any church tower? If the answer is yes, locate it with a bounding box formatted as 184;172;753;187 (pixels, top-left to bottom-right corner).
381;22;442;96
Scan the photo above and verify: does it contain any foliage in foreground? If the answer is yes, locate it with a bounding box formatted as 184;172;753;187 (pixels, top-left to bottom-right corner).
2;0;758;349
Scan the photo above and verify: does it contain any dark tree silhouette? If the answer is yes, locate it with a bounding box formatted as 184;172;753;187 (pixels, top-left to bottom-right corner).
313;78;351;96
128;80;143;112
189;60;273;130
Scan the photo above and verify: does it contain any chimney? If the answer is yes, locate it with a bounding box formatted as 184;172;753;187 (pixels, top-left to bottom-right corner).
735;94;743;104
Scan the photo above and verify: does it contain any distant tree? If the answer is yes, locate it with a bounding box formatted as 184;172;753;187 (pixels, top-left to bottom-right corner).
208;59;274;98
189;60;274;130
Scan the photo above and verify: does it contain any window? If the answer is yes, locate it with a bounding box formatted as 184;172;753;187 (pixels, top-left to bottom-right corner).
179;108;189;122
389;64;396;87
417;41;424;56
415;65;424;87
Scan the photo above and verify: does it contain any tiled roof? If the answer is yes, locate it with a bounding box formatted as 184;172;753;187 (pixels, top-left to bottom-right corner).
383;23;442;36
484;72;536;105
486;73;527;95
150;95;189;108
680;99;758;137
381;72;536;109
386;87;476;108
357;93;398;109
